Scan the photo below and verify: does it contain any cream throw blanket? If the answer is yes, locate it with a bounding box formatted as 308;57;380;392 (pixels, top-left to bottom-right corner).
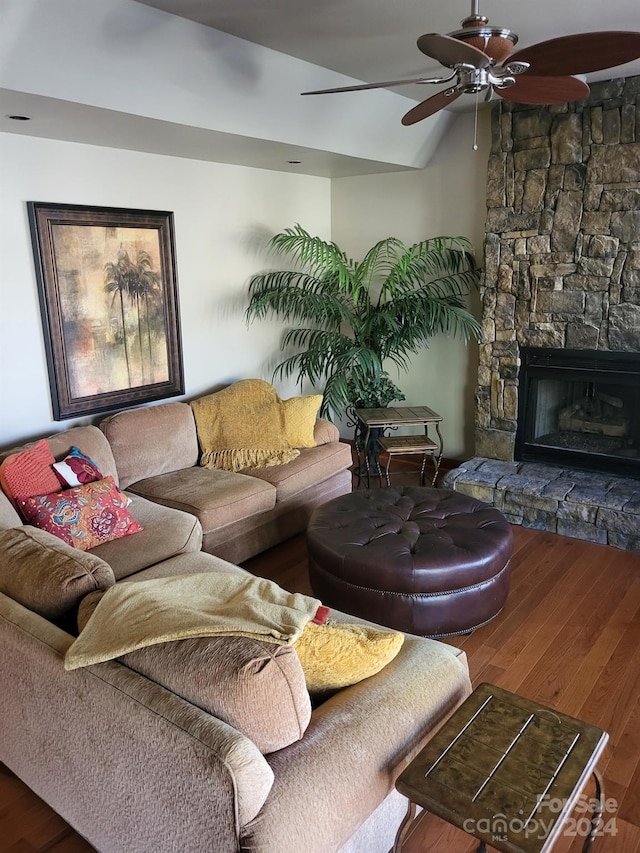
64;573;321;671
191;379;300;472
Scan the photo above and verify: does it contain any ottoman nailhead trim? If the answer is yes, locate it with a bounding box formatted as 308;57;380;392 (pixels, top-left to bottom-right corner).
430;610;506;638
311;561;510;599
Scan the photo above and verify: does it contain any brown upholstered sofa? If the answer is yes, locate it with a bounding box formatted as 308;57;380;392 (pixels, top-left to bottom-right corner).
99;399;353;564
0;416;472;852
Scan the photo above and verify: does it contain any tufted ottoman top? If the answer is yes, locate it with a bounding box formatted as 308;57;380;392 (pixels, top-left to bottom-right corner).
307;486;514;596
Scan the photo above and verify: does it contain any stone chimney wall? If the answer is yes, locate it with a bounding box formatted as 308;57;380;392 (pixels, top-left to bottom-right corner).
476;76;640;462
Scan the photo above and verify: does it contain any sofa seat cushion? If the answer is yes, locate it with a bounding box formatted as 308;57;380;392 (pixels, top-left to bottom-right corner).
242;615;471;850
127;467;276;533
89;494;202;580
126;549;247;583
244;441;353;502
0;525;115;619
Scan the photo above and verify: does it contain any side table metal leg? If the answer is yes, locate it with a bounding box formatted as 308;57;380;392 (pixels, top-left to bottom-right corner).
582;768;605;853
477;843;487;853
419;453;427;487
392;800;417;853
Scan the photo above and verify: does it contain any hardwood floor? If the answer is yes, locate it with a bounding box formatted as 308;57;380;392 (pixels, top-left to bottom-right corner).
2;471;640;852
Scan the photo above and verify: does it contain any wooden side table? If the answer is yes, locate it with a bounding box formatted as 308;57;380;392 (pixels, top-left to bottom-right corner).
377;434;440;486
394;683;609;853
353;406;444;488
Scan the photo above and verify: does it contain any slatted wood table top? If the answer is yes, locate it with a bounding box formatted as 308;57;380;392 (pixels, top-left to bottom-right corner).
354;406;442;427
377;435;438;454
395;683;609;853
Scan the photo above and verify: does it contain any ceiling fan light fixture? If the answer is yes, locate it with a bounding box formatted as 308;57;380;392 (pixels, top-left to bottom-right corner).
458;66;490;94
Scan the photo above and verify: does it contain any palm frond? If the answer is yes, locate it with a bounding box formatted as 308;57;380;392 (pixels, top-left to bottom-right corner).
246;271;351;328
246;225;481;416
268;225;356;292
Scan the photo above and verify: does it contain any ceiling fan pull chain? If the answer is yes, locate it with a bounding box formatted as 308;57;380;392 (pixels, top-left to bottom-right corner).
473;89;479;151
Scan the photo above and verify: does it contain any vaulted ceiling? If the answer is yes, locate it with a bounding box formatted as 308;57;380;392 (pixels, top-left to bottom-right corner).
134;0;640;91
2;0;639;177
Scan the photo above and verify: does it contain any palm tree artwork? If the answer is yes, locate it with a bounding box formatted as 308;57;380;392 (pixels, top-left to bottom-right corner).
246;225;482;422
104;248;163;387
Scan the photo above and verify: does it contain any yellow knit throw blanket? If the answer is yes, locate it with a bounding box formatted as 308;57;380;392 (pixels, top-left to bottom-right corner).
191;379;300;472
64;572;322;670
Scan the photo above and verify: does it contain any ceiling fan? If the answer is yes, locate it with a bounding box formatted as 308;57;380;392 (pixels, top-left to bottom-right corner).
301;1;640;126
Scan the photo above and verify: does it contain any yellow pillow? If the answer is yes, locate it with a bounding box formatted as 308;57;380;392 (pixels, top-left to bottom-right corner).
293;620;404;694
282;395;323;448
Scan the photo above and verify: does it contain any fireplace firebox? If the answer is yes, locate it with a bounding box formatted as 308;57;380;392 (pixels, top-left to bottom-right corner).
515;348;640;479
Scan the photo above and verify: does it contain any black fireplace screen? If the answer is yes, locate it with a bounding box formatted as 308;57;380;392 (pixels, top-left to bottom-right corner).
515;348;640;478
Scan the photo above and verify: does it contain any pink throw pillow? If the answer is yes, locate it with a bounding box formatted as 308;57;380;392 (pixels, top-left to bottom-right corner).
18;476;143;552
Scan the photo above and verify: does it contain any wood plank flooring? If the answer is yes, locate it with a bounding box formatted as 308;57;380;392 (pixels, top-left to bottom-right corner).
2;471;640;852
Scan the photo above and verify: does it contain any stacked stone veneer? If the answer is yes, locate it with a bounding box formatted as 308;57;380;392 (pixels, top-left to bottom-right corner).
443;459;640;552
443;76;640;552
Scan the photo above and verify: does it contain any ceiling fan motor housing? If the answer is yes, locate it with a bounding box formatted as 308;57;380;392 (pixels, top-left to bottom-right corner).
449;23;519;64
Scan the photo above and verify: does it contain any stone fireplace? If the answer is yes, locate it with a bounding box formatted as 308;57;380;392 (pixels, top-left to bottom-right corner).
443;76;640;552
515;347;640;478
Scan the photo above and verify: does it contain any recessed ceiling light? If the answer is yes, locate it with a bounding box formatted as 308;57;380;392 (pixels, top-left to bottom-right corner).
287;159;302;164
7;114;31;121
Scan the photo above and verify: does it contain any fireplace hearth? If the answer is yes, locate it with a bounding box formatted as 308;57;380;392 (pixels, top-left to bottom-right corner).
515;348;640;479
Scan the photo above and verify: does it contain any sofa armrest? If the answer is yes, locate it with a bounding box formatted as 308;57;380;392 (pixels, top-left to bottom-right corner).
313;418;340;446
0;593;273;851
242;629;470;852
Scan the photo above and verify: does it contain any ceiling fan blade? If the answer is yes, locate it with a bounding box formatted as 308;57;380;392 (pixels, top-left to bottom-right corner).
508;31;640;77
417;33;491;69
401;87;462;126
496;74;590;105
301;74;452;96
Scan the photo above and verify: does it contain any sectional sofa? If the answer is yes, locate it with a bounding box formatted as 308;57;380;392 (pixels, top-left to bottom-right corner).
0;400;472;852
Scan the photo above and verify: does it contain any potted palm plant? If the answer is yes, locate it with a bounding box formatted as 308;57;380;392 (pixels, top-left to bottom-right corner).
245;224;482;421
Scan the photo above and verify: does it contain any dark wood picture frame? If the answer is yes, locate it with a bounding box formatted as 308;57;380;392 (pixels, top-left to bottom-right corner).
28;202;184;420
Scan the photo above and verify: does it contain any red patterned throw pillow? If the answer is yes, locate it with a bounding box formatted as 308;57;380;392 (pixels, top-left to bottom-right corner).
53;446;103;488
18;476;143;552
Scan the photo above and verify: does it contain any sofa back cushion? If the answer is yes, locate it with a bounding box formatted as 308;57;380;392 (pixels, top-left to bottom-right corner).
0;526;115;619
0;489;23;529
78;590;312;754
0;426;120;488
100;402;199;489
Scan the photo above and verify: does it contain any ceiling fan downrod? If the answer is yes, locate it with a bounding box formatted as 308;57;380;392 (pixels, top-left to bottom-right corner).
450;0;519;65
463;0;489;28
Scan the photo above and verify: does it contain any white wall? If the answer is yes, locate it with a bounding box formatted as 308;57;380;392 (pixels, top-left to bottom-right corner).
0;133;330;447
0;109;490;454
0;0;448;171
331;109;491;458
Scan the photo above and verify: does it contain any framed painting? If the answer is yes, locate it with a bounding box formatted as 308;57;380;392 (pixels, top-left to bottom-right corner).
28;202;184;420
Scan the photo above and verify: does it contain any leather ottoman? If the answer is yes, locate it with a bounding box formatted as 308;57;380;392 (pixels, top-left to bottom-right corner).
306;486;514;638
